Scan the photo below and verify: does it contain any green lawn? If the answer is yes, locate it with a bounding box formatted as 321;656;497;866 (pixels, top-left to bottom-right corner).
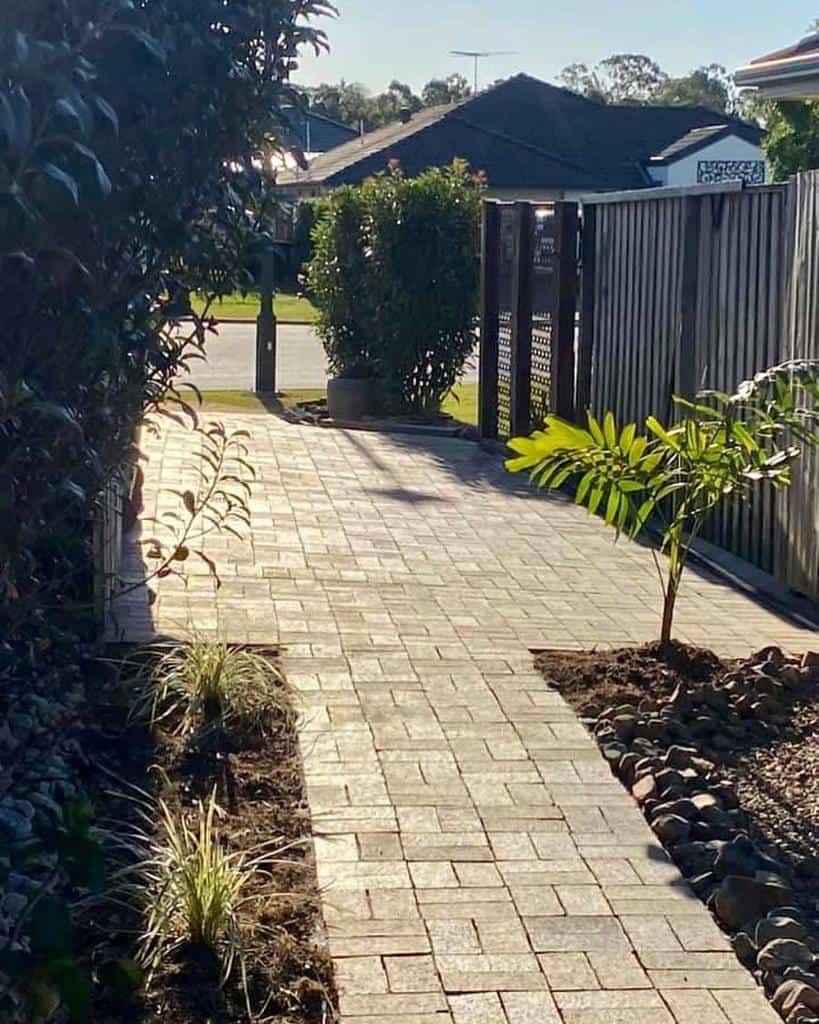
194;382;478;426
191;290;318;323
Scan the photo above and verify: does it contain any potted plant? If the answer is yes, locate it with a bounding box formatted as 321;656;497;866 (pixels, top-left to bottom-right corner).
305;163;481;421
305;189;380;421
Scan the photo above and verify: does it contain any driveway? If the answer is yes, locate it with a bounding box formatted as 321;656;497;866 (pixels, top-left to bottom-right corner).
116;416;807;1024
180;321;479;391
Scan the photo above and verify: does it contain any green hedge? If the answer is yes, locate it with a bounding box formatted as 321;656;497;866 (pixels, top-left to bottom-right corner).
306;161;481;413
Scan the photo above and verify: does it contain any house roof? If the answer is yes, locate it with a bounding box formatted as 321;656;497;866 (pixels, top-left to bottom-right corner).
279;109;358;153
649;123;752;164
735;32;819;97
278;74;763;192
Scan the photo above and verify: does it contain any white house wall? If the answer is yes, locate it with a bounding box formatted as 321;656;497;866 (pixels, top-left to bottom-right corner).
648;135;766;188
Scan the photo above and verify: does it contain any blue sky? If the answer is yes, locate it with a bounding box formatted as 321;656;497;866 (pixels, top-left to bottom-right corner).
295;1;817;93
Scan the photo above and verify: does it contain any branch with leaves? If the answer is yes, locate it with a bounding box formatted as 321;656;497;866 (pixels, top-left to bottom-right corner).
506;361;819;642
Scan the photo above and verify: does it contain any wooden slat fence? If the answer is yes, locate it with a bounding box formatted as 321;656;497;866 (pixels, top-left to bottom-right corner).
479;172;819;601
776;172;819;599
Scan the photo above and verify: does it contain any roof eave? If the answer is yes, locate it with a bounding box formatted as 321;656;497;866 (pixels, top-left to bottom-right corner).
736;52;819;96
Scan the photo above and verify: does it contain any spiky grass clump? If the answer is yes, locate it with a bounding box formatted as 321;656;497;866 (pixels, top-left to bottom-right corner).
139;794;274;989
128;637;293;739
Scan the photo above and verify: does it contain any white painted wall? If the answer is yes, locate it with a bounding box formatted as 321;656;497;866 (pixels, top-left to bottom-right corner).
647;134;765;188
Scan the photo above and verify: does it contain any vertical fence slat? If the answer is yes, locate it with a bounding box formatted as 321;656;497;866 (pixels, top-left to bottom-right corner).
551;202;579;420
479;201;501;439
576;204;596;419
509;202;534;437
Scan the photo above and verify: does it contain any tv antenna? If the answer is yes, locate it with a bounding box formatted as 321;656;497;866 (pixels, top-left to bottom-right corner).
451;50;518;94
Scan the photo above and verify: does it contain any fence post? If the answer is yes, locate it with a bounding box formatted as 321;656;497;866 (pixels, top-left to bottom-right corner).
509;202;534;437
255;247;277;393
479;201;501;439
551;202;579;421
576;203;596;421
676;196;700;404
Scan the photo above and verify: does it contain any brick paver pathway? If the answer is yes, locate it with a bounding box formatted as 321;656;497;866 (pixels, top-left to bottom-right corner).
118;416;816;1024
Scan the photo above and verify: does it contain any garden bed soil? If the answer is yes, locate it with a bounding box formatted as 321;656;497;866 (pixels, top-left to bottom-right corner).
535;640;725;713
79;649;335;1024
535;640;819;1021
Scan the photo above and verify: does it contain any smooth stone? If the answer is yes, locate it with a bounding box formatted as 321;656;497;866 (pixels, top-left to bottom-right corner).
713;875;794;929
773;981;819;1017
757;917;809;947
732;930;758;968
632;774;657;803
653;814;691;843
758;938;816;972
713;836;783;879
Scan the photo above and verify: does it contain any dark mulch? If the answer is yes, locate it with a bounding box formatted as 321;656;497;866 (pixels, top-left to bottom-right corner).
534;640;726;713
535;641;819;893
79;654;336;1024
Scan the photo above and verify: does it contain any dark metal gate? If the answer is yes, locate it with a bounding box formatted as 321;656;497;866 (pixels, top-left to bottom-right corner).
479;200;579;439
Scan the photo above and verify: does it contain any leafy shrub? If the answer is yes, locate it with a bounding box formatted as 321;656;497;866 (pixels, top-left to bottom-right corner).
0;0;332;634
128;637;293;739
306;187;379;380
506;361;819;642
306;161;482;412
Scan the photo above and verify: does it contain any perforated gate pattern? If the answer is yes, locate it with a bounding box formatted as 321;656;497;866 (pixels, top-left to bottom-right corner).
530;313;552;426
498;311;512;438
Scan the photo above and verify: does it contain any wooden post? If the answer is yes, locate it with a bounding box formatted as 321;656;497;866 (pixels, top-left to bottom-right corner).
576;203;596;422
255;247;277;393
509;202;534;437
676;196;700;406
478;201;501;439
550;202;580;421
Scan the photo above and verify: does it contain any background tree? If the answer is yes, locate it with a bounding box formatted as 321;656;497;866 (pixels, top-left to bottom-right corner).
764;100;819;179
422;73;472;106
560;55;758;119
305;74;471;131
559;54;668;104
653;64;732;114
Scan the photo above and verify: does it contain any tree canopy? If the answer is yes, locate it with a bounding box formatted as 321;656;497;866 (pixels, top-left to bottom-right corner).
559;54;748;117
764;101;819;180
305;74;471;130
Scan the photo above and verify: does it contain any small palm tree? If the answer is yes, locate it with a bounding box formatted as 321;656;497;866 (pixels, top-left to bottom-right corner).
506;361;819;642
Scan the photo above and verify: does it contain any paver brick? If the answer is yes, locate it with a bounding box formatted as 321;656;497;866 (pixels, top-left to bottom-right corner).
538;953;599;991
660;990;730;1023
336;956;389;995
525;916;630;953
340;993;448;1016
384;955;440;993
448;993;506;1024
500;991;562;1024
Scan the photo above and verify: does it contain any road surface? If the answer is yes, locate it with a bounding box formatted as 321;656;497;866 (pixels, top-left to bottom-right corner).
178;321;478;392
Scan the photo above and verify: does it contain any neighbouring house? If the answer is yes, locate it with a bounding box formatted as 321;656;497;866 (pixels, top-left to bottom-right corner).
736;32;819;99
279;108;358;156
277;73;765;200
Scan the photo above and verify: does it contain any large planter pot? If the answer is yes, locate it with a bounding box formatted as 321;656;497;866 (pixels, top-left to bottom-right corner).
326;377;379;421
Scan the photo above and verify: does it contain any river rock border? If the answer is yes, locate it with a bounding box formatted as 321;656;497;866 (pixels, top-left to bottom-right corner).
586;646;819;1024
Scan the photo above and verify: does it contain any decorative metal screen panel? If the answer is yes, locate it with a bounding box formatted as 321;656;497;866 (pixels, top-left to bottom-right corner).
697;160;765;185
497;310;512;437
530;313;552;424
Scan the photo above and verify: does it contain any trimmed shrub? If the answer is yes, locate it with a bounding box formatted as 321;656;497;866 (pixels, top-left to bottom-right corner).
306;161;481;412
